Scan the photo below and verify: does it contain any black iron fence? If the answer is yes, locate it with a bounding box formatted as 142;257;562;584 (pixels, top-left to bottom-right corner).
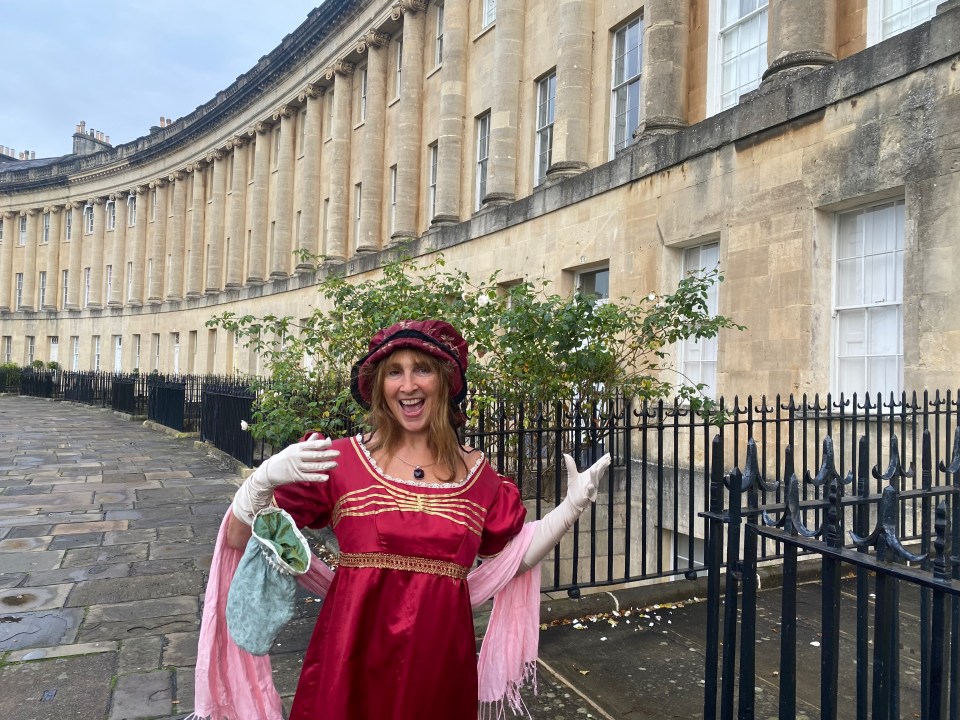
702;427;960;720
3;370;959;597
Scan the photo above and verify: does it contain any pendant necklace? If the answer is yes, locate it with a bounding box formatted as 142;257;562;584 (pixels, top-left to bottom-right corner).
395;455;436;480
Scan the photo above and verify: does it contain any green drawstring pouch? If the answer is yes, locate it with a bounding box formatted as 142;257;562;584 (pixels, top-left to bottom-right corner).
226;507;311;656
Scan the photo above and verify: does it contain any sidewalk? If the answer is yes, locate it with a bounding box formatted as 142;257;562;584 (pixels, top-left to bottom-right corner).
1;395;887;720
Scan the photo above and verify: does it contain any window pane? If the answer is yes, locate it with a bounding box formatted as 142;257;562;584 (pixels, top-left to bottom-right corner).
867;306;901;354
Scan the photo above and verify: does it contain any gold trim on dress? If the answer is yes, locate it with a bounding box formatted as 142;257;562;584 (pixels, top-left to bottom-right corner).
336;551;470;580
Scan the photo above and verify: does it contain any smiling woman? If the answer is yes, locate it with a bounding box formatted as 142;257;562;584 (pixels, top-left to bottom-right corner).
208;318;611;720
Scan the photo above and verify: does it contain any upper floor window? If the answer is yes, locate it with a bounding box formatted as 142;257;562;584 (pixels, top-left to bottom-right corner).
151;189;158;220
834;199;905;398
84;204;94;234
106;200;116;231
611;17;643;156
0;216;4;244
389;166;398;233
127;195;137;226
868;0;937;43
395;39;404;98
535;72;557;186
475;113;491;211
65;210;72;241
42;212;50;243
714;0;768;112
576;267;610;303
679;243;721;398
428;142;439;221
14;273;23;310
357;65;369;122
18;215;27;245
435;4;445;66
482;0;496;28
38;271;47;308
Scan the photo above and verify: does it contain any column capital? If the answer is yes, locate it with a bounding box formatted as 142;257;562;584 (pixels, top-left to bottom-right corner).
357;29;391;54
91;196;106;206
227;135;248;150
391;0;427;20
2;210;16;219
168;170;185;183
27;208;39;216
149;178;167;189
324;59;356;80
65;201;83;210
249;121;272;136
272;105;295;122
206;149;225;163
45;205;61;214
299;83;324;102
134;185;148;196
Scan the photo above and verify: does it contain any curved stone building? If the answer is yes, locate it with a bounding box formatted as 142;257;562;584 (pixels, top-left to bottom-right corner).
1;0;958;399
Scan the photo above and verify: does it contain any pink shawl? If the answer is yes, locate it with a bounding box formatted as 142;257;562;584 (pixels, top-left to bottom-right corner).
190;509;540;720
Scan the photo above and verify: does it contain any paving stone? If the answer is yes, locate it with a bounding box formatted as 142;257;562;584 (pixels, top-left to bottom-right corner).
190;501;232;516
0;549;65;573
163;631;200;666
3;523;54;537
270;649;306;698
24;562;132;586
0;571;26;589
66;571;204;607
0;651;115;720
6;639;118;662
150;541;217;561
109;670;174;720
102;528;158;545
104;508;144;521
0;583;72;612
61;543;149;568
119;635;164;673
51;519;129;535
1;484;55;496
174;666;196;715
138;487;195;503
49;531;104;549
130;558;197;576
0;535;52;551
0;608;83;652
79;612;200;643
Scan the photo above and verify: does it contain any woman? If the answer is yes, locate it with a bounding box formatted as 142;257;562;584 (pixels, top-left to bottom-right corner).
224;319;609;719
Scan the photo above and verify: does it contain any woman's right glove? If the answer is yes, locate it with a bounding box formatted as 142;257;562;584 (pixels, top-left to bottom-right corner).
231;433;339;526
518;452;611;572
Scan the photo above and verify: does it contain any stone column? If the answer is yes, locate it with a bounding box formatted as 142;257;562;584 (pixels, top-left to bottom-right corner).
295;86;323;271
147;179;168;303
433;0;467;224
549;0;594;179
166;171;187;300
391;2;426;242
20;209;39;311
0;212;13;311
206;150;227;293
108;194;127;307
637;0;689;139
270;107;297;277
763;0;837;83
44;206;62;310
129;188;147;305
484;0;525;207
88;197;106;308
325;61;355;261
66;202;83;309
186;162;207;297
357;31;390;251
226;137;248;288
247;123;272;284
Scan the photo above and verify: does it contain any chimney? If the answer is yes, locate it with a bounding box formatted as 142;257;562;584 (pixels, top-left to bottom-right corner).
30;151;35;160
160;116;166;127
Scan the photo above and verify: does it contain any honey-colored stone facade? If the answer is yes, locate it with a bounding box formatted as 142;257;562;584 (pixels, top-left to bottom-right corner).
1;0;958;400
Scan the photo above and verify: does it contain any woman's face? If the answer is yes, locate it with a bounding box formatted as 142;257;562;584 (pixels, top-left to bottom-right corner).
380;349;442;436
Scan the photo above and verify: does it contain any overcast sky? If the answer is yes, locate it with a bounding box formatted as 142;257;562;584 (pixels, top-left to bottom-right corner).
1;1;322;159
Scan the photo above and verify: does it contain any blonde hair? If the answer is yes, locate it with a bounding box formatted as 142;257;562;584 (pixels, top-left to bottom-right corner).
363;349;466;482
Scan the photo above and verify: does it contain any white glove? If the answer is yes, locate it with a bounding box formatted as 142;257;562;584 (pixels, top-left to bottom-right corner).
518;452;611;572
231;433;339;526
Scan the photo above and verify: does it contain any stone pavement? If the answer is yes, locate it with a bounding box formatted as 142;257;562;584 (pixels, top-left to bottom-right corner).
1;395;892;720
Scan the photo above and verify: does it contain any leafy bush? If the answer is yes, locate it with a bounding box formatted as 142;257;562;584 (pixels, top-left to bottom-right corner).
208;254;742;447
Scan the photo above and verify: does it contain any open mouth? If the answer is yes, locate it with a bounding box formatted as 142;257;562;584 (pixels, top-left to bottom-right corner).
398;398;425;416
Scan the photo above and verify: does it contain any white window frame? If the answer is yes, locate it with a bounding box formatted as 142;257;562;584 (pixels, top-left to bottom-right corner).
71;336;80;371
575;267;610;303
27;336;35;365
3;336;11;364
62;270;69;307
42;212;50;244
127;261;134;301
106;200;116;231
395;38;404;98
93;335;101;372
127;195;137;226
354;183;362;247
151;188;158;220
832;199;905;398
65;210;72;241
18;215;27;245
475;113;491;211
357;65;368;122
14;273;23;310
133;334;141;371
867;0;938;45
84;204;94;234
428;142;439;220
84;267;91;308
435;3;444;66
678;242;721;398
707;0;769;115
482;0;496;28
389;166;398;233
105;265;113;300
38;271;47;308
611;17;644;156
49;335;59;364
535;72;557;186
0;217;4;244
114;335;123;373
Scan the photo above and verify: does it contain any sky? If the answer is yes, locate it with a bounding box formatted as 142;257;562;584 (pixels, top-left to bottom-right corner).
1;1;323;159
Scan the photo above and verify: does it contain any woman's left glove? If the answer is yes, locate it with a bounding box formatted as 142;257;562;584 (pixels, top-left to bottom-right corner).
518;452;611;572
232;433;339;525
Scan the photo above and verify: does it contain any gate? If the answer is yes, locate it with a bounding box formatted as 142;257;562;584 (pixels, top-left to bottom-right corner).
703;429;960;719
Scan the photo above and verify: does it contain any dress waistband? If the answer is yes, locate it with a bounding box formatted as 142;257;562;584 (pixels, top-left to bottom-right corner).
336;552;470;580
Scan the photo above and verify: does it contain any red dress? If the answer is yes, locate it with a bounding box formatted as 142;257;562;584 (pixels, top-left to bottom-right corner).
273;435;527;720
